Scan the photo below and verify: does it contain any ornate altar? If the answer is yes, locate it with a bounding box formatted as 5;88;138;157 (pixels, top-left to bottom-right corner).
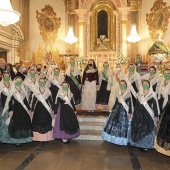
90;1;116;51
32;45;65;70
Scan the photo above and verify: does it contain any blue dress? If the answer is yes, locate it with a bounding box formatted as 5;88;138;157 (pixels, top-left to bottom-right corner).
102;97;132;145
130;97;158;149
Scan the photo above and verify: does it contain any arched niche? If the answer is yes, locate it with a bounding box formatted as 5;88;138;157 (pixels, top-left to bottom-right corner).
90;1;116;51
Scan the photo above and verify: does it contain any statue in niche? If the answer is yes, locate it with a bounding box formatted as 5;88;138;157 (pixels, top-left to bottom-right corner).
96;10;110;50
97;35;109;50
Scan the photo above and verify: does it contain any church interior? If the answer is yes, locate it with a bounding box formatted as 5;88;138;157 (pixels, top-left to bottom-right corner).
0;0;170;170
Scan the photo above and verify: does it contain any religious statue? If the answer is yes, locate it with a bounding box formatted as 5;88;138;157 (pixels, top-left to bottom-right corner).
97;35;109;50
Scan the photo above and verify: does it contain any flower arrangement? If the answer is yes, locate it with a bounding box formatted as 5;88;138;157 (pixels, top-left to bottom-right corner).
116;50;127;65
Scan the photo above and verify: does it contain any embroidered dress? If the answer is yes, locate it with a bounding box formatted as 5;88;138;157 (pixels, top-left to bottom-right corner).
31;88;54;141
130;89;159;149
65;65;81;105
0;81;27;144
81;68;99;110
96;69;112;110
0;82;11;142
155;79;170;156
53;88;80;139
102;89;132;145
3;83;32;144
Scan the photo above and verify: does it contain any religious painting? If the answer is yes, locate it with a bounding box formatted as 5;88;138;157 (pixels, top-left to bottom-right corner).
146;0;170;40
152;11;164;30
44;17;54;32
36;5;61;44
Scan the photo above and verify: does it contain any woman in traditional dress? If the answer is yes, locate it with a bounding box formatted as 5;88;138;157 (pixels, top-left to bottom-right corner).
96;62;112;110
47;61;58;77
48;67;63;103
130;80;159;151
81;59;99;111
155;69;170;156
4;76;32;145
108;63;125;111
0;71;12;142
142;66;161;94
53;81;80;143
65;59;81;106
23;69;37;104
102;80;132;145
125;64;141;107
31;78;54;142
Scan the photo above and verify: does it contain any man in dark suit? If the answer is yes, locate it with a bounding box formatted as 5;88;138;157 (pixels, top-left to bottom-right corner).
15;64;26;80
135;54;148;76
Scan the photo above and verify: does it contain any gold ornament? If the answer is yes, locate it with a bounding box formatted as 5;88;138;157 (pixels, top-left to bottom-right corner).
36;5;61;44
146;0;170;40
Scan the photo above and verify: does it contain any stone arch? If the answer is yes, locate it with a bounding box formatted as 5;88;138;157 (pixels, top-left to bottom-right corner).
0;24;24;64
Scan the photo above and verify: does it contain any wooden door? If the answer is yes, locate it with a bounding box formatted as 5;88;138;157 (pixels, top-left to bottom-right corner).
0;52;7;62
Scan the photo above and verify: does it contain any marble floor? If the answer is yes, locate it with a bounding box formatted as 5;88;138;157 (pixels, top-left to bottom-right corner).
0;140;170;170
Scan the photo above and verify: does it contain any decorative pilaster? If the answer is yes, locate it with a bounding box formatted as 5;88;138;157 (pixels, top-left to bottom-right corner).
86;12;92;60
118;7;131;58
21;0;30;64
75;9;87;59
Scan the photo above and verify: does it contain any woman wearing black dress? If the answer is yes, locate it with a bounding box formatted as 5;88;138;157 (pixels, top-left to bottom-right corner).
96;62;112;110
31;78;54;142
48;67;63;103
65;59;81;106
53;81;80;143
155;69;170;156
8;76;32;145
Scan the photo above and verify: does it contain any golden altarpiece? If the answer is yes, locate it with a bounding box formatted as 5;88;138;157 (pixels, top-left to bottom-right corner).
31;0;133;71
31;0;170;71
63;0;134;71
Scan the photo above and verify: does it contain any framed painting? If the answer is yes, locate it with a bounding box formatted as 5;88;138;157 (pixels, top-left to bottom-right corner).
146;0;170;40
36;5;61;44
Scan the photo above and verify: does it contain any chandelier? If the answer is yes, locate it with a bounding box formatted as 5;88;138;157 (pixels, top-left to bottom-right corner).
0;0;20;27
64;27;78;44
126;24;141;43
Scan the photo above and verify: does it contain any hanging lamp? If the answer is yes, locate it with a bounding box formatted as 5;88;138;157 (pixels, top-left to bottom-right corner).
127;24;141;43
127;10;141;43
64;27;78;44
0;0;20;27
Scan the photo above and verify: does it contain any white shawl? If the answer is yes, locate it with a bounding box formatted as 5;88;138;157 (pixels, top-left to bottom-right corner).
158;78;170;109
0;80;12;117
138;87;160;126
65;64;81;77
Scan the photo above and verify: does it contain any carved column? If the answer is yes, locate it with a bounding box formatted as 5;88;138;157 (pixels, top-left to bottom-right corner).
21;0;30;65
118;7;130;58
75;9;87;59
86;12;92;60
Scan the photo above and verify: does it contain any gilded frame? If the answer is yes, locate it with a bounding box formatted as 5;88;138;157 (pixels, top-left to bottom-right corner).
36;5;61;44
90;2;116;51
146;0;170;40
